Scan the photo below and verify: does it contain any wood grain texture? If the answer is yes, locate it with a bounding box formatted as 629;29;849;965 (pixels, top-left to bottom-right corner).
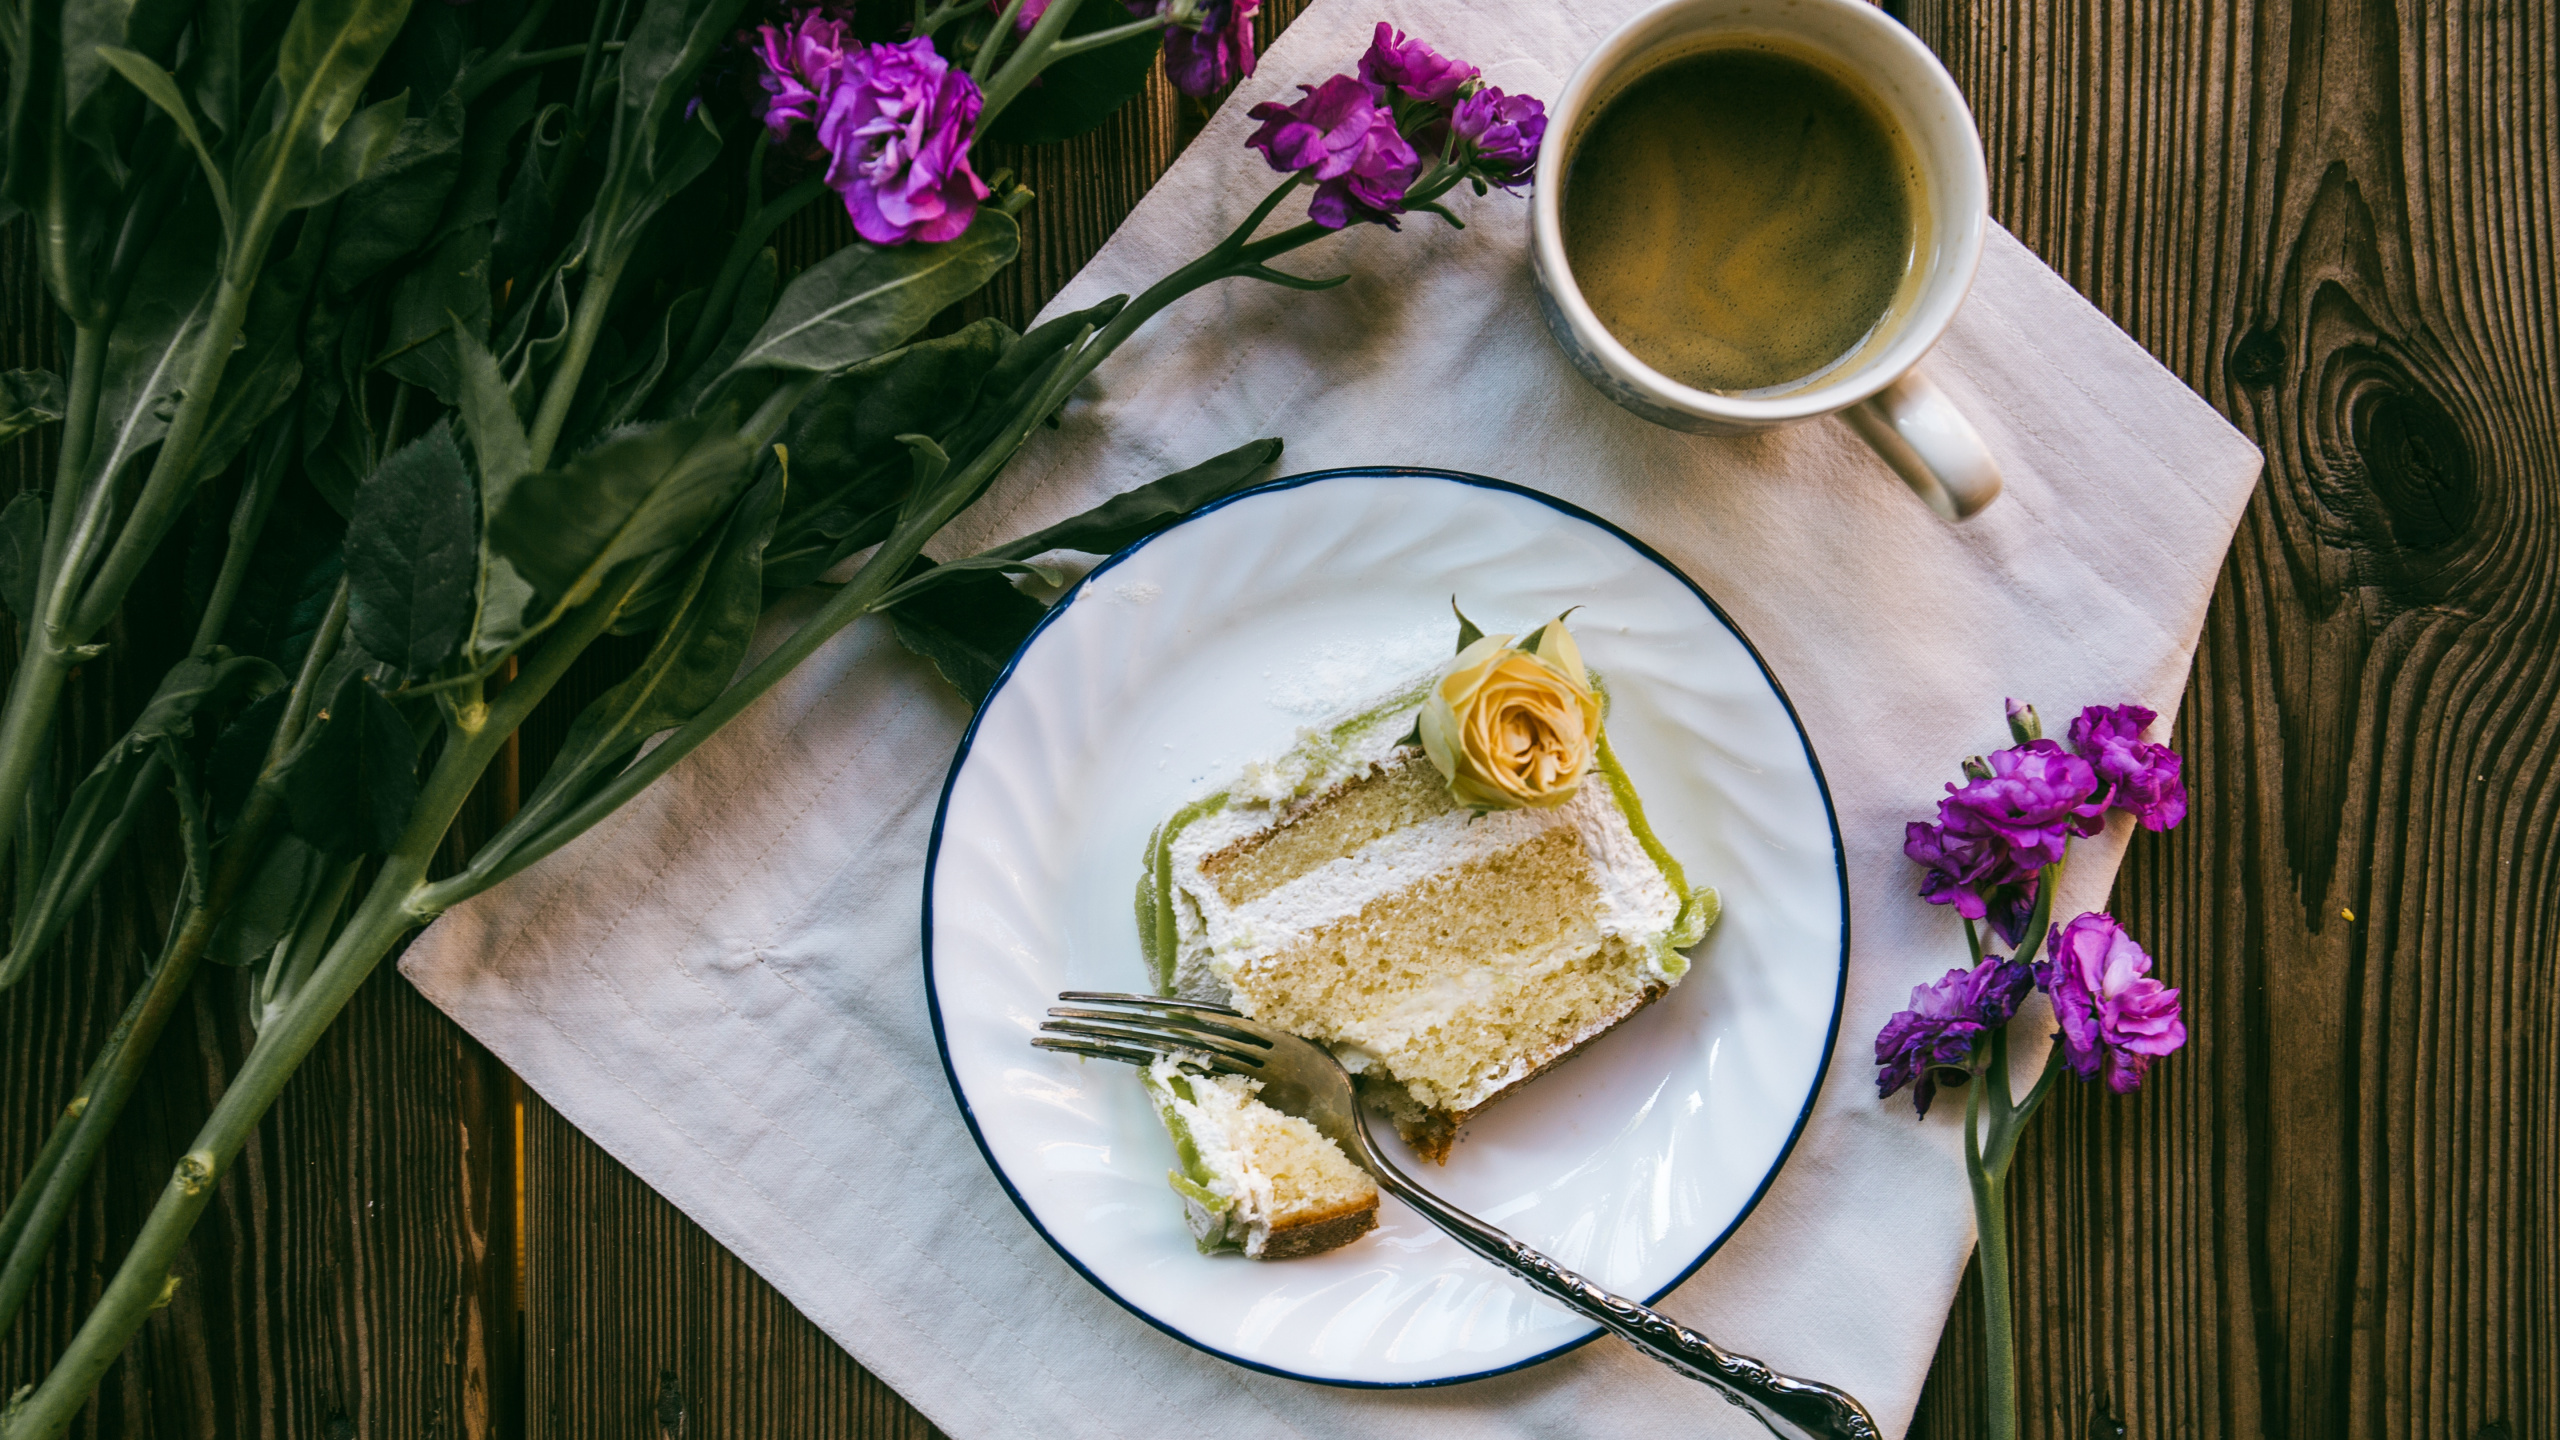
1898;1;2560;1437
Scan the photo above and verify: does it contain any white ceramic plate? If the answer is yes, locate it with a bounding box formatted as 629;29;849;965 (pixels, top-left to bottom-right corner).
925;470;1846;1386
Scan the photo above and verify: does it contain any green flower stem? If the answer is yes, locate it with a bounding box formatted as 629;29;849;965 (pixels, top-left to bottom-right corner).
1963;1049;2017;1440
1962;844;2071;1440
0;575;628;1440
977;0;1094;129
973;0;1033;81
1042;13;1175;63
187;445;291;658
0;652;74;915
527;259;628;471
37;325;108;586
455;0;566;104
916;0;985;38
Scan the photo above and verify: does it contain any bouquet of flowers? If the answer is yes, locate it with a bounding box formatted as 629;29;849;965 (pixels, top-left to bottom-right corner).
0;2;1544;1429
1881;699;2190;1439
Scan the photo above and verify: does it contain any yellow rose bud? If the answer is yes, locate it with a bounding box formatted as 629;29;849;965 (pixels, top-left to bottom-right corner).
1416;618;1602;810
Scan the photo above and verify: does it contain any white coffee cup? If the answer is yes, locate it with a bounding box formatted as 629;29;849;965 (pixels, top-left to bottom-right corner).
1529;0;2002;519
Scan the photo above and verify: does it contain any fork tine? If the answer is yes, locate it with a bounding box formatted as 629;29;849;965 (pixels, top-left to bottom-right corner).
1038;1018;1267;1070
1029;1037;1158;1067
1030;1034;1262;1081
1045;1004;1271;1049
1056;990;1243;1017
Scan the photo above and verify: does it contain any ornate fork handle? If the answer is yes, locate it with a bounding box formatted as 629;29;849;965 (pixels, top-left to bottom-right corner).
1367;1160;1880;1440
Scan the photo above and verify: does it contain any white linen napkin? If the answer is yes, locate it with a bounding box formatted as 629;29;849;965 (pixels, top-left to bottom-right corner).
400;0;2262;1433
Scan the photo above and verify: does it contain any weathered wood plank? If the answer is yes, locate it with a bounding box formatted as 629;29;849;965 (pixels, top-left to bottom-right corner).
1901;1;2560;1436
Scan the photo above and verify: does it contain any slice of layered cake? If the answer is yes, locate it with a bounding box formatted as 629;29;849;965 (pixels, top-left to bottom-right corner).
1136;612;1717;1177
1141;1056;1379;1259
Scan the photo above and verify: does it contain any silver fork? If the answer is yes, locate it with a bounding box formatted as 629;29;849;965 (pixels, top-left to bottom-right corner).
1036;993;1881;1440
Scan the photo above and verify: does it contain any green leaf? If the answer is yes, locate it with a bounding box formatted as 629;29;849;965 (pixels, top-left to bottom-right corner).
230;0;415;244
468;553;535;665
321;86;465;296
346;419;476;679
62;0;191;179
377;222;490;404
452;324;530;512
890;559;1049;706
982;1;1165;147
1453;600;1483;652
506;470;781;854
205;833;329;965
93;45;235;241
0;649;284;985
617;291;702;426
619;0;753;177
278;667;419;856
276;0;412;145
0;743;167;987
205;684;283;831
286;91;408;210
757;319;1012;593
0;493;43;622
978;438;1283;562
665;247;776;417
82;195;221;493
0;369;64;444
220;468;346;671
727;210;1020;376
189;205;332;485
437;72;539;250
490;414;758;612
189;0;250;134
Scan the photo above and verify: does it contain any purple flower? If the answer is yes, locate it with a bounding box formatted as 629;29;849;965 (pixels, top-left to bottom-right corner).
1156;0;1261;98
1875;955;2035;1117
1453;85;1545;186
815;37;991;246
1358;22;1476;103
2037;913;2186;1093
1905;740;2106;939
752;11;855;141
1245;73;1421;228
2067;704;2187;831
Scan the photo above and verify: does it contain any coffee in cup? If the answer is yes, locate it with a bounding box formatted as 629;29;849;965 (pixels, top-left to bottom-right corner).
1530;0;2003;520
1562;43;1924;397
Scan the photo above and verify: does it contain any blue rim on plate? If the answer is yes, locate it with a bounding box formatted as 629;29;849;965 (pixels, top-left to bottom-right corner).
921;466;1850;1388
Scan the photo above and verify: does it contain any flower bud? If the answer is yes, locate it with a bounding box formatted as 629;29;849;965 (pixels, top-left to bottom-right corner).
2005;697;2042;744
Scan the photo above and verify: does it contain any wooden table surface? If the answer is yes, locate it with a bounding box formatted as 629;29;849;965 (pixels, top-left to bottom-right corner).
4;1;2554;1436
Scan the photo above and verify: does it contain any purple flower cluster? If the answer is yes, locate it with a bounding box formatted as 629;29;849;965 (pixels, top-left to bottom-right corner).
1246;74;1421;228
1879;700;2195;1115
1245;23;1547;229
2040;913;2186;1091
1874;956;2035;1117
751;16;989;245
1903;701;2190;943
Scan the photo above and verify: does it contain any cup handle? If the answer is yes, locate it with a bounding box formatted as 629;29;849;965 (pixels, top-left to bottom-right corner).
1841;368;2003;520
